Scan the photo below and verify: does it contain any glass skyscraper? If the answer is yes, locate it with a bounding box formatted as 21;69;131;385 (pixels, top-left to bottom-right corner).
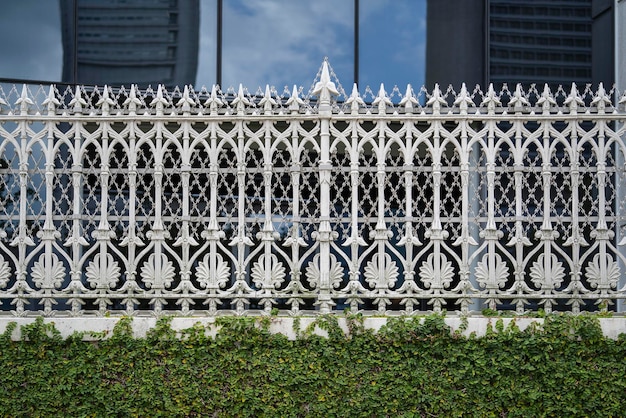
60;0;199;89
488;0;592;88
426;0;614;90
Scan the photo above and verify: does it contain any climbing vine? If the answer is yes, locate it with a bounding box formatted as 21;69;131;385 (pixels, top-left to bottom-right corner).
0;314;624;417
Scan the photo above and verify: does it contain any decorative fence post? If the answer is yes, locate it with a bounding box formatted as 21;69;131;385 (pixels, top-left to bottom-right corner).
141;85;174;313
475;85;507;311
228;85;254;315
590;87;617;310
200;86;227;315
451;83;479;313
369;84;396;313
119;85;143;314
312;61;338;313
423;84;451;313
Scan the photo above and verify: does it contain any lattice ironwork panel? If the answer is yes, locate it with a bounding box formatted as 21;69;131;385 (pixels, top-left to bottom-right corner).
162;146;184;241
0;146;21;242
26;145;47;240
299;147;320;241
412;142;434;233
216;145;238;239
135;142;156;240
188;146;212;237
108;142;132;240
271;148;294;241
440;143;463;240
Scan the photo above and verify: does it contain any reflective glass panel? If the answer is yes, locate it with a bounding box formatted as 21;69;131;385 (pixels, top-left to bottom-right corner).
359;0;426;94
195;0;218;88
221;0;354;93
0;1;63;83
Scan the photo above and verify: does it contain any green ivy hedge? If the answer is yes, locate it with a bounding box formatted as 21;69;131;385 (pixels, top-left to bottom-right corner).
0;314;624;417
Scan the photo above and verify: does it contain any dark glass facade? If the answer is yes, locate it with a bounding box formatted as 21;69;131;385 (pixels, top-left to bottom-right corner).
426;0;615;90
488;0;593;88
60;0;200;89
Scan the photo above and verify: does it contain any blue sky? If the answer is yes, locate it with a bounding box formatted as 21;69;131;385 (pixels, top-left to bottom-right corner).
199;0;426;93
0;0;426;93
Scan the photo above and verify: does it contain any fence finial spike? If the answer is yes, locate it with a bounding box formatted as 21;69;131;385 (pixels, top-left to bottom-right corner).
427;83;446;114
156;84;164;100
286;85;303;113
42;85;60;116
345;83;364;115
102;84;110;100
178;85;195;114
19;84;29;100
16;84;34;115
97;85;115;115
205;84;223;113
514;83;525;99
536;83;556;114
480;83;501;114
454;83;474;114
399;84;418;112
591;82;611;114
403;83;413;99
427;83;445;103
564;82;584;113
150;85;170;116
260;84;277;114
510;83;529;113
232;83;250;114
123;84;142;115
373;83;392;114
69;85;87;114
349;83;360;100
313;60;339;109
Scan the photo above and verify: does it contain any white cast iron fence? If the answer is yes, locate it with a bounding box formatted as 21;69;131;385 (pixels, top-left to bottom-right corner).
0;61;626;316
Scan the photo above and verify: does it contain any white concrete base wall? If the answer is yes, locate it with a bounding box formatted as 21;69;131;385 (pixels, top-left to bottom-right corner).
1;316;625;341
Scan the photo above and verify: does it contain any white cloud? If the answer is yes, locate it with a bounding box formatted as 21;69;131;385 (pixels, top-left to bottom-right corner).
218;0;354;91
197;0;427;92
